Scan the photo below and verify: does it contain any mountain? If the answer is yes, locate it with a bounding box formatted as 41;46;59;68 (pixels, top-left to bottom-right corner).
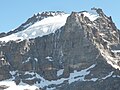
0;8;120;90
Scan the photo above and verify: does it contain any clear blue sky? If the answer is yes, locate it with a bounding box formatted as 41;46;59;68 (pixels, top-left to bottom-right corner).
0;0;120;33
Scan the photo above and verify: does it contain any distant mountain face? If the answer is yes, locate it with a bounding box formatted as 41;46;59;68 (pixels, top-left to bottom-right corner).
0;8;120;90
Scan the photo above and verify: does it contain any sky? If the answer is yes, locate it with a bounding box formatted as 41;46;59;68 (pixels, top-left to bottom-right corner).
0;0;120;33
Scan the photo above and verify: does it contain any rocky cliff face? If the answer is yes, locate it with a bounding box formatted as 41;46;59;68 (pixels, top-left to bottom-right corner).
0;8;120;90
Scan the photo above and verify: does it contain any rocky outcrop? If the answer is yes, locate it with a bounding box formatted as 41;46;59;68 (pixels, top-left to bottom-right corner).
0;8;120;90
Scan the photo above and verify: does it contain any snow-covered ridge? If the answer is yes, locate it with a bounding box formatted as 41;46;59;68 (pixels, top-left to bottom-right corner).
0;14;69;42
79;10;99;21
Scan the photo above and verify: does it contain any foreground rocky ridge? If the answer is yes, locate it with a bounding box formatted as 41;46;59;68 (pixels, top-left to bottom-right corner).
0;8;120;90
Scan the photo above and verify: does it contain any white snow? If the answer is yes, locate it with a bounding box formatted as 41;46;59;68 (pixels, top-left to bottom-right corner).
34;58;38;62
102;71;113;79
9;71;17;76
25;77;36;80
112;75;120;78
31;31;36;36
9;71;18;80
68;64;96;84
0;81;39;90
81;10;99;21
111;50;120;53
24;71;35;76
57;69;64;77
0;14;69;42
34;73;64;88
1;58;5;61
46;56;53;61
24;71;38;80
89;78;98;82
22;57;31;64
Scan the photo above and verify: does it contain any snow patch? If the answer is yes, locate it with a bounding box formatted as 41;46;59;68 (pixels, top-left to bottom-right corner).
9;70;18;80
89;78;98;82
0;81;39;90
68;64;96;84
57;69;64;77
81;10;99;21
22;57;31;64
24;71;35;76
34;58;38;62
9;71;17;76
102;71;113;79
46;56;53;61
112;75;120;78
111;50;120;53
1;58;5;61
